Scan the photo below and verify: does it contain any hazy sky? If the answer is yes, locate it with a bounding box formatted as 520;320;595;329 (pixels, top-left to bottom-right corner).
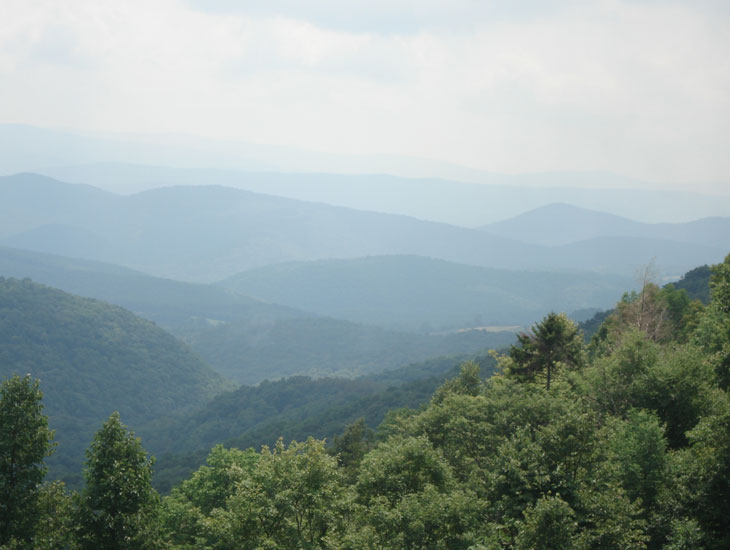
2;0;729;186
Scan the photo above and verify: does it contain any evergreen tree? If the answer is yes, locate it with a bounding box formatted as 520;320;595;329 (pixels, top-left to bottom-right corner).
0;375;54;548
508;312;584;390
76;412;160;550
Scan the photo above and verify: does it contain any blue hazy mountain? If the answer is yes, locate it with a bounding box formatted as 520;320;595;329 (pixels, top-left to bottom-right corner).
3;124;730;226
220;255;635;331
1;173;724;282
32;160;730;226
481;203;730;247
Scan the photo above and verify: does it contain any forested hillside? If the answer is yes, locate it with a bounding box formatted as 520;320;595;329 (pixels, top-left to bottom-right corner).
143;353;496;491
3;254;730;549
188;316;514;384
0;277;228;485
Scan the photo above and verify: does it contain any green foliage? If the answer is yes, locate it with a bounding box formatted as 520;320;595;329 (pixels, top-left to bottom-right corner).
508;312;585;389
332;418;375;480
76;412;161;550
30;481;77;550
693;254;730;388
515;495;577;550
148;354;497;491
160;445;258;549
352;436;481;550
673;264;711;304
215;438;347;549
0;375;55;547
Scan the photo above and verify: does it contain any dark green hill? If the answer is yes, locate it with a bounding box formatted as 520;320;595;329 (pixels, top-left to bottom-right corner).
672;264;711;303
0;277;229;485
220;255;634;331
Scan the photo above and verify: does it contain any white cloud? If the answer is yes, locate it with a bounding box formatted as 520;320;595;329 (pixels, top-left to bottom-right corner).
1;0;729;186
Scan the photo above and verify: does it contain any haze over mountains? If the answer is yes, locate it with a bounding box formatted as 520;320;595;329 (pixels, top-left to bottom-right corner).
1;123;728;496
28;162;730;227
220;255;633;331
1;173;725;284
3;124;730;225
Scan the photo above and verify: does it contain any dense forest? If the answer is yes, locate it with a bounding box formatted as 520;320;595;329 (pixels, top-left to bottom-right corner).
0;277;229;485
2;253;729;549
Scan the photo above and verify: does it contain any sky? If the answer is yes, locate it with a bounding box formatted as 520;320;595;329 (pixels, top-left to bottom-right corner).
1;0;729;188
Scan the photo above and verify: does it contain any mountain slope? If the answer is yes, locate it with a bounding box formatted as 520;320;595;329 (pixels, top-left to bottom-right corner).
220;255;635;331
187;315;516;384
145;353;497;491
0;247;514;385
0;277;229;485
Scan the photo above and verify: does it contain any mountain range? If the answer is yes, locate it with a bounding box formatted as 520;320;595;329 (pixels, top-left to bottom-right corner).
31;161;730;227
1;173;725;282
0;247;514;384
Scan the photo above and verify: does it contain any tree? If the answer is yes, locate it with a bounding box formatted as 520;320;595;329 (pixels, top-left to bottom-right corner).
332;418;375;480
76;412;160;550
0;375;55;548
218;437;347;549
508;312;585;390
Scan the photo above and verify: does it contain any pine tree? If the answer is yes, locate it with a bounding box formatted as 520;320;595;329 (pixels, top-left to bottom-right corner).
76;412;160;550
0;375;54;547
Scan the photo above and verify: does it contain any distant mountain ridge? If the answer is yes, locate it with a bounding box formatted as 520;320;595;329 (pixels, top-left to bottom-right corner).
220;255;636;331
31;160;730;226
481;203;730;247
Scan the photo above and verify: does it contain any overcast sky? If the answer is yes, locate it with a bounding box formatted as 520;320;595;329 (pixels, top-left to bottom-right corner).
2;0;729;187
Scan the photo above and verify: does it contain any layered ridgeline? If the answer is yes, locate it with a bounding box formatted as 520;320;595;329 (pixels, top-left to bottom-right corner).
0;277;228;484
1;173;725;281
0;245;307;338
0;247;514;384
6;255;730;549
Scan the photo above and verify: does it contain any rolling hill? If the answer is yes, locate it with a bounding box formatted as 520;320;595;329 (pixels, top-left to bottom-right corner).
0;246;515;384
0;245;308;338
0;277;229;485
